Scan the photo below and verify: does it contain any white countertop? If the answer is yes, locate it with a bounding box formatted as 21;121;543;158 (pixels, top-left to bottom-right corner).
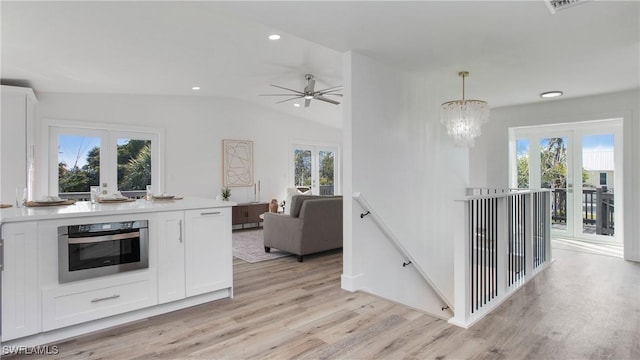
0;197;237;223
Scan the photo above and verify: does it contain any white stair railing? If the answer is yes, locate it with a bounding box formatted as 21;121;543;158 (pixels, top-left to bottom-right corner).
353;192;454;312
450;189;552;328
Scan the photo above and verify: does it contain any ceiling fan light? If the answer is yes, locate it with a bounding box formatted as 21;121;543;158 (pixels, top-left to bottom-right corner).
540;90;563;98
304;95;314;100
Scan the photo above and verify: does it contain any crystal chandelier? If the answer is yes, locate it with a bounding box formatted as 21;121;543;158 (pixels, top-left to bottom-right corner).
440;71;489;147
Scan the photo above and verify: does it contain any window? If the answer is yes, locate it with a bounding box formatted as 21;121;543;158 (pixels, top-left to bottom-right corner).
599;172;607;186
291;144;339;196
515;138;530;188
46;120;162;198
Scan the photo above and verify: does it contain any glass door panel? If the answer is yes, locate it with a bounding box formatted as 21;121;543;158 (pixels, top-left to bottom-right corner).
515;138;530;188
318;150;335;195
293;147;312;190
540;137;570;233
579;134;615;237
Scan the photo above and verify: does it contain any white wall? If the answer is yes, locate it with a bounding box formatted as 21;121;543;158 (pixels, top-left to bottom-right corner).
471;89;640;262
33;93;342;204
342;51;468;317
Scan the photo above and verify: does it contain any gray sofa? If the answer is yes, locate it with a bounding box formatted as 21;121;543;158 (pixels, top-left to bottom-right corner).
263;195;342;262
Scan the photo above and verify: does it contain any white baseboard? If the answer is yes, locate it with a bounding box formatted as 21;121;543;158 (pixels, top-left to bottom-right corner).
341;272;364;291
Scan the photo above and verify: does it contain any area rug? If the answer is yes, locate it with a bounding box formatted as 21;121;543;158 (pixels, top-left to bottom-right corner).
232;228;292;263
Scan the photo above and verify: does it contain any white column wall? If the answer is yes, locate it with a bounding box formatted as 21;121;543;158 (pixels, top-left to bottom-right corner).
34;93;342;204
342;51;468;317
470;89;640;262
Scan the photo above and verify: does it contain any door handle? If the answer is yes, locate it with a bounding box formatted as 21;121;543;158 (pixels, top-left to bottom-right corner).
178;219;183;243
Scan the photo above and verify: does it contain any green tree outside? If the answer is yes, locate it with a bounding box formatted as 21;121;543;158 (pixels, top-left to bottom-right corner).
294;150;311;186
516;138;589;189
58;139;151;193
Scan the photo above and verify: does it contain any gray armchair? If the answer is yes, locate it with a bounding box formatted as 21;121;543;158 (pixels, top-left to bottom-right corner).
263;195;342;262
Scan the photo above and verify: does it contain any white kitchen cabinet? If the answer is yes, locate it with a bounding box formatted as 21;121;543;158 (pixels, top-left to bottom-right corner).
0;200;233;346
157;211;186;303
184;208;232;297
1;221;40;341
0;86;37;205
41;273;156;331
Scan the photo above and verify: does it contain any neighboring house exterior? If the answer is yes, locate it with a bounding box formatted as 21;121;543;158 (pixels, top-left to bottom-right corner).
583;150;614;188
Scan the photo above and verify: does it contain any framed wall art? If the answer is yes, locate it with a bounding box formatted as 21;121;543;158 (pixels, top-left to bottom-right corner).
222;139;254;187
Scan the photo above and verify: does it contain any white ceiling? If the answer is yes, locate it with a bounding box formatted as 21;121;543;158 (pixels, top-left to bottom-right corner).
2;1;639;129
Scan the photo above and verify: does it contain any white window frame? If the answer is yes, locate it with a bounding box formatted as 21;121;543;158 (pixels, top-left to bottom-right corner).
41;119;164;197
289;141;341;195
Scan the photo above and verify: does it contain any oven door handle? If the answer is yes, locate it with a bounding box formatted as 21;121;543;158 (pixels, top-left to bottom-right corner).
68;231;140;244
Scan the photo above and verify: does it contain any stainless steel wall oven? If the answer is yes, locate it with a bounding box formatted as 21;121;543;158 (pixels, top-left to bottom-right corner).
58;220;149;283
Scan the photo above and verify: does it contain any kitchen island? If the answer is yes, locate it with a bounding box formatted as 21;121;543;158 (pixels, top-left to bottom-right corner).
0;198;235;347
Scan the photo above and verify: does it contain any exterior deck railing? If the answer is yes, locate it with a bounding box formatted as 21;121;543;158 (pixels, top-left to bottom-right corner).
551;188;614;235
450;188;552;329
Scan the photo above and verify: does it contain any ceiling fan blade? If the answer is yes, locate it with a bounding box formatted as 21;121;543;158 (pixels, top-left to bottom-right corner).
314;95;340;105
304;98;312;107
317;85;343;93
270;84;304;95
259;94;304;96
275;96;304;104
320;93;343;97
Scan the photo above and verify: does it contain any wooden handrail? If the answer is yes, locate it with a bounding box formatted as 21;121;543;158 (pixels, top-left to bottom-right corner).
352;192;454;313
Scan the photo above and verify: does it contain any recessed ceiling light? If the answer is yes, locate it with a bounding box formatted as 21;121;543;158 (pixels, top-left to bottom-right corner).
293;103;301;107
268;34;280;40
540;91;563;98
192;86;201;91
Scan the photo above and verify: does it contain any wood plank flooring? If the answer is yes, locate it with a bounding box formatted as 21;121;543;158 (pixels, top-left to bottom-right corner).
7;246;640;359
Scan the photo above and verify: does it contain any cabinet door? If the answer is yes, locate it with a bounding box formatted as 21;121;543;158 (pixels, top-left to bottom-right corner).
156;211;186;303
184;208;232;297
1;92;27;205
2;222;40;340
232;205;247;225
248;203;269;223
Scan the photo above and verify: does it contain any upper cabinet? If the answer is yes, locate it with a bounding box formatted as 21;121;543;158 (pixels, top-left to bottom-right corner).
1;86;37;205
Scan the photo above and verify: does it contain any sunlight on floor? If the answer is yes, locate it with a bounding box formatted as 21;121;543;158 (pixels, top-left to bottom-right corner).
552;237;623;258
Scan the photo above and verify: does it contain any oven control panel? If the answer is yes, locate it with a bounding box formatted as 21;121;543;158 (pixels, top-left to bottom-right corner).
60;220;148;236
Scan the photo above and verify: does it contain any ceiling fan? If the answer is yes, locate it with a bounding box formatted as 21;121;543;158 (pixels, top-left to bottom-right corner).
261;74;342;107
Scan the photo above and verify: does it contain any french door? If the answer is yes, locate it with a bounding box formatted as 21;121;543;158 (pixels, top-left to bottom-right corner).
291;144;339;195
510;119;622;243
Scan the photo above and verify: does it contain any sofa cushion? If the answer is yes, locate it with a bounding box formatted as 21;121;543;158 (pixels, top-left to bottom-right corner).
289;195;342;218
289;195;320;218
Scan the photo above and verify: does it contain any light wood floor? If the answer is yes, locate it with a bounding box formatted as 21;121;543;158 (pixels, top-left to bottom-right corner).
8;247;640;359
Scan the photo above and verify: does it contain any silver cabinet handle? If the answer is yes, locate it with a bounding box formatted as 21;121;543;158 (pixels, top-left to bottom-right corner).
200;211;221;216
91;294;120;303
178;219;183;243
0;239;4;272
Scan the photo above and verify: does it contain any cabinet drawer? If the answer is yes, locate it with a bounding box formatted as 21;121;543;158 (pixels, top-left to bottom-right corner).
42;279;155;331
